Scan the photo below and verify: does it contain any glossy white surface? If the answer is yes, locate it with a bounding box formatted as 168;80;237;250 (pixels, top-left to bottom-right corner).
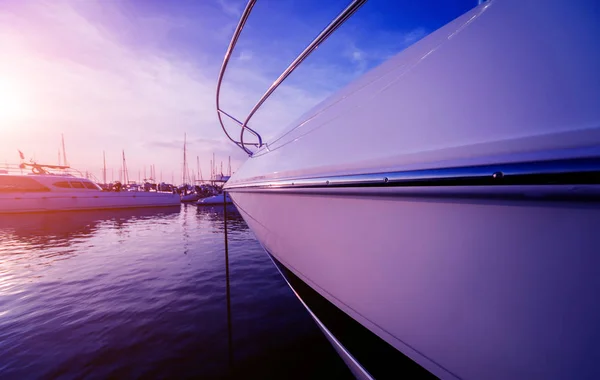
224;0;600;378
227;0;600;187
197;193;232;205
232;189;600;380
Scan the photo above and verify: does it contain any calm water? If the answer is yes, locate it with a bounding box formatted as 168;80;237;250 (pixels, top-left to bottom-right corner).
0;204;350;379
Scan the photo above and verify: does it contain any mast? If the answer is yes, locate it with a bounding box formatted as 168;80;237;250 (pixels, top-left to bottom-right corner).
103;151;107;185
197;156;200;183
183;133;187;185
228;156;231;176
122;150;129;184
58;150;61;166
61;134;68;167
199;157;204;182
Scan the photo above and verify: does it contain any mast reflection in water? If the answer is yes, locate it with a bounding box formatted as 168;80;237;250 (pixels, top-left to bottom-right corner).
0;205;350;379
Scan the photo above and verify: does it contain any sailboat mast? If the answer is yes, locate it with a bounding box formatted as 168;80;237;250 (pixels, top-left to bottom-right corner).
183;133;187;185
61;134;68;167
122;150;129;184
103;151;107;185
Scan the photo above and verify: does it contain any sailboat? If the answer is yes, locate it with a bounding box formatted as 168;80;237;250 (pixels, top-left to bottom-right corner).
216;0;600;379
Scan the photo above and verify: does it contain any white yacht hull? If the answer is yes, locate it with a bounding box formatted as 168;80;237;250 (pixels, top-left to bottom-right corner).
218;0;600;377
0;191;181;213
230;188;600;379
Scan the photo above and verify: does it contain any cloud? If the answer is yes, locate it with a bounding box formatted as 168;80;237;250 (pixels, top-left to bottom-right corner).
216;0;244;18
0;0;430;182
238;50;253;62
0;0;316;179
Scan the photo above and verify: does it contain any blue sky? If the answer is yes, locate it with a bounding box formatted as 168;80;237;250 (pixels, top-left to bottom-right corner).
0;0;476;183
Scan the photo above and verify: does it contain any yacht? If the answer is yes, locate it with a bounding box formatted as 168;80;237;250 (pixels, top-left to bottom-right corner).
217;0;600;379
0;163;180;213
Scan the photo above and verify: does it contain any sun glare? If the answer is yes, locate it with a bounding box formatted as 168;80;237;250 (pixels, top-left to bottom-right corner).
0;78;28;125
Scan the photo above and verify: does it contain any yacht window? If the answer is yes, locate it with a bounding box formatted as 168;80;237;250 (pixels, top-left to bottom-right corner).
83;182;101;190
53;181;72;188
70;181;85;189
0;176;50;192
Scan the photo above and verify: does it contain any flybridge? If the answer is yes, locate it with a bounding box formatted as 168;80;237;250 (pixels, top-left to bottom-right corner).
1;161;81;178
215;0;367;156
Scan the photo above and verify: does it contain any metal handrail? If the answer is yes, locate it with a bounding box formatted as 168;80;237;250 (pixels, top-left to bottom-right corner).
216;0;367;156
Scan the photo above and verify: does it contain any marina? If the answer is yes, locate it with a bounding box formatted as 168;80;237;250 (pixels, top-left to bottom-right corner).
1;0;599;378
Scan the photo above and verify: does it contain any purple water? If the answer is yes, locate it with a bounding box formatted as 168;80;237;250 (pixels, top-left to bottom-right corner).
0;204;350;379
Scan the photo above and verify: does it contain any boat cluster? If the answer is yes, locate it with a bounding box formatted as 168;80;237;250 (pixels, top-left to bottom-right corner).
180;184;232;205
0;161;234;213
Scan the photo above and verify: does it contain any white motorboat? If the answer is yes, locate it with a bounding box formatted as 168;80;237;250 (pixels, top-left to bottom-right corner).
180;192;201;203
217;0;600;379
0;163;180;213
196;193;232;206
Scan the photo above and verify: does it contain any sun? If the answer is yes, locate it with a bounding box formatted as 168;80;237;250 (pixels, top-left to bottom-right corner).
0;77;28;126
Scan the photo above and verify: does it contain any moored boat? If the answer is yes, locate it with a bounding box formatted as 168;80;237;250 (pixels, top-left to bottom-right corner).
0;162;180;213
196;193;232;206
216;0;600;379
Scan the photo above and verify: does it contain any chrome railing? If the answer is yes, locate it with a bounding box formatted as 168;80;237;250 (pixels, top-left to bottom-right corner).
216;0;367;156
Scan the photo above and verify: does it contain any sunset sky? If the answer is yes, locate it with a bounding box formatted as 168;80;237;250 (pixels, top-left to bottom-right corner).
0;0;475;183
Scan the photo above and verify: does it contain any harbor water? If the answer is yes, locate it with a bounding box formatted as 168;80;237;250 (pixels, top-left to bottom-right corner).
0;205;351;379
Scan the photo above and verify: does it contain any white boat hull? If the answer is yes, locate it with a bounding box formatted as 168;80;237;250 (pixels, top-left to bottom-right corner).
197;193;232;205
230;188;600;379
0;191;181;213
181;193;201;203
219;0;600;377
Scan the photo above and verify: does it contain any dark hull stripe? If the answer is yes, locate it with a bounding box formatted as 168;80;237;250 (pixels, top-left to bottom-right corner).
225;156;600;190
268;253;438;379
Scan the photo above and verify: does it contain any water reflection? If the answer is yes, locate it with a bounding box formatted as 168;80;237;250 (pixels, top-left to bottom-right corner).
0;204;350;379
0;207;181;250
196;204;248;233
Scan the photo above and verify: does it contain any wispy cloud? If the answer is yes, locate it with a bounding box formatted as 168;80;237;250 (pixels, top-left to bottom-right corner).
216;0;244;18
0;0;436;182
0;0;323;178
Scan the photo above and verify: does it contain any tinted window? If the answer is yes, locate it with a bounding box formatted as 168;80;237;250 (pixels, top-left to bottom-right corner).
70;181;85;189
83;182;100;190
0;176;50;192
53;181;71;188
